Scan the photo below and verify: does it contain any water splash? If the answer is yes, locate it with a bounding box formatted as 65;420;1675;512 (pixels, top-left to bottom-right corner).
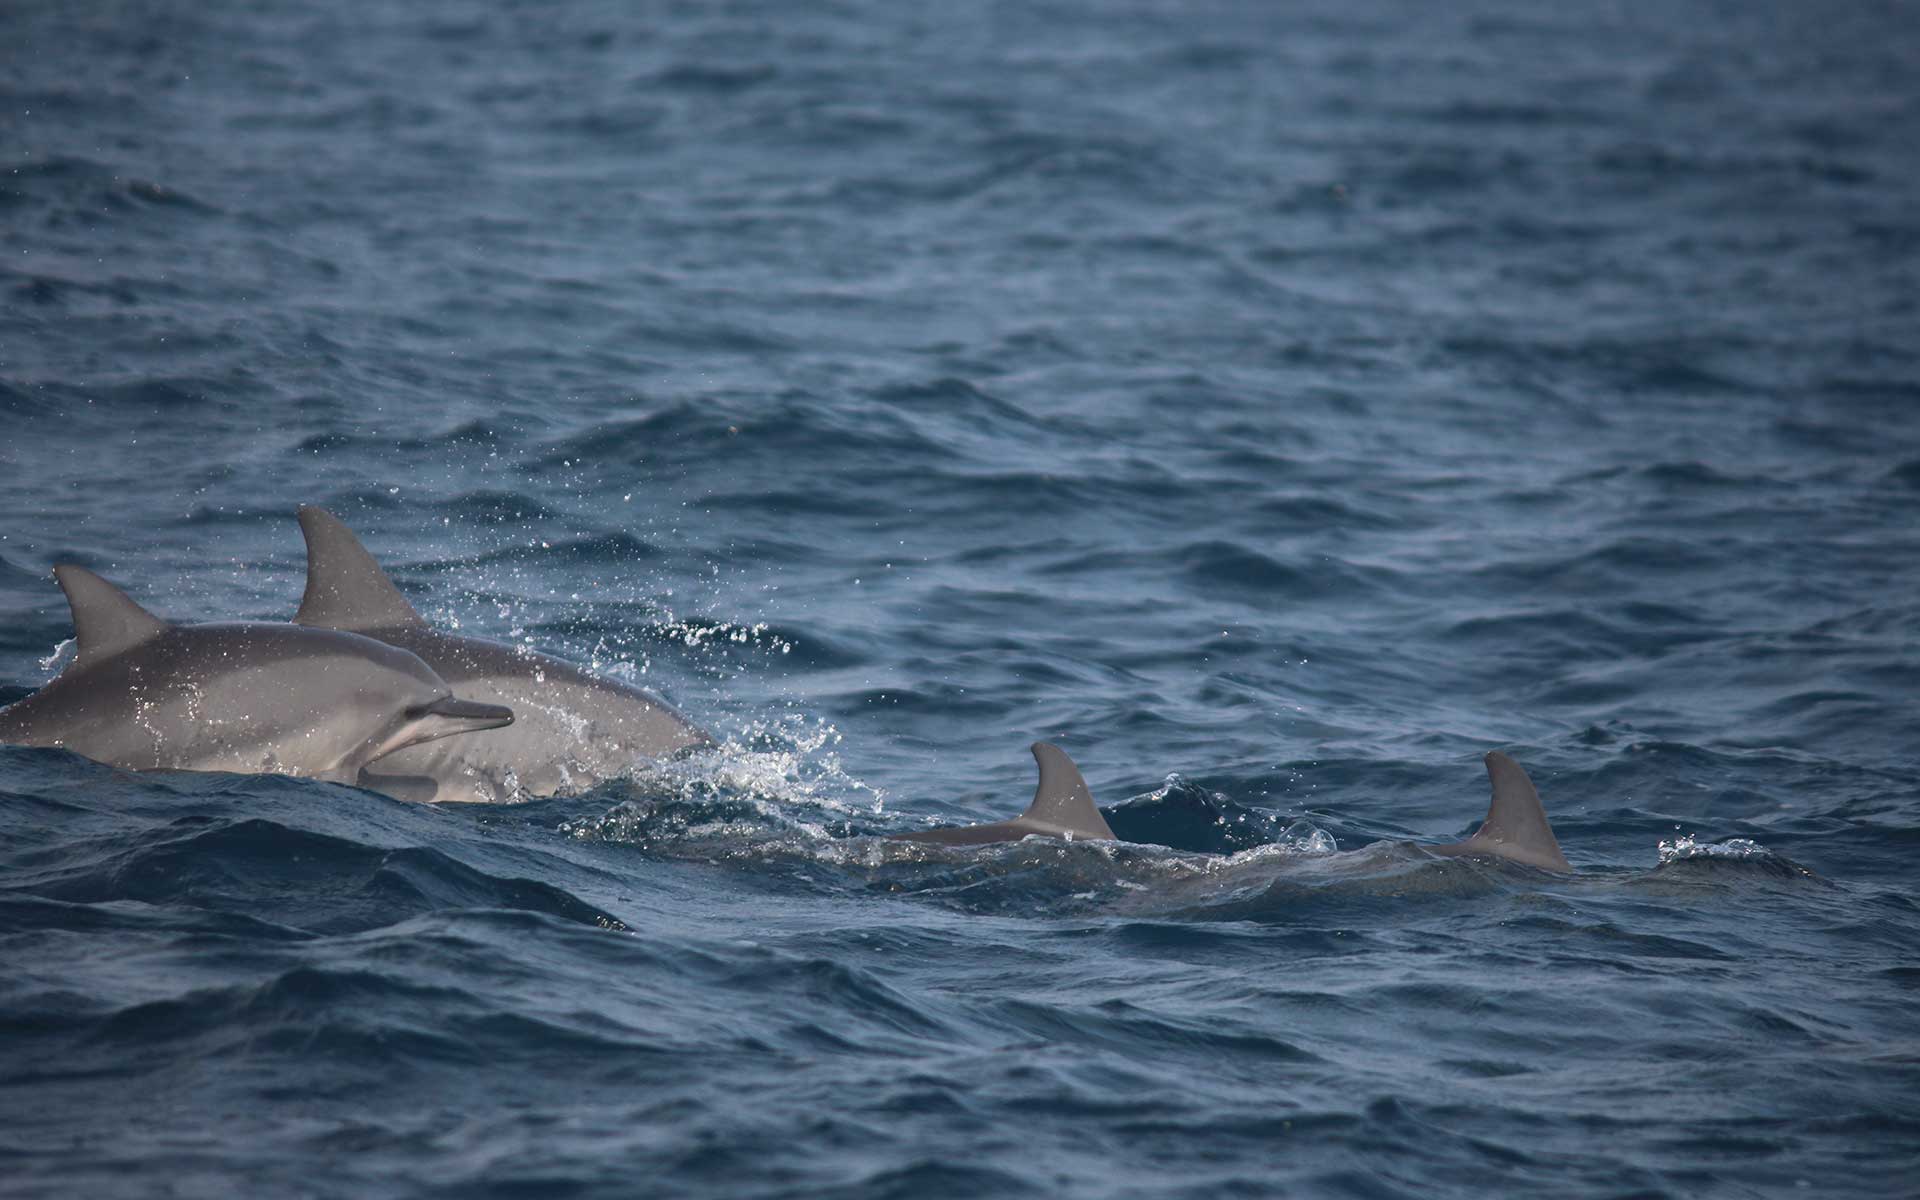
37;638;74;677
562;711;881;847
1657;834;1770;863
654;614;794;655
1280;818;1338;855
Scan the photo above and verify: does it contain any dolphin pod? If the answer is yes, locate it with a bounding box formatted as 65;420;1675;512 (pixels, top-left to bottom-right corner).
0;511;1576;874
0;565;513;784
892;742;1572;872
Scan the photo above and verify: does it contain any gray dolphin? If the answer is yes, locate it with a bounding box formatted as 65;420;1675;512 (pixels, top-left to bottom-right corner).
291;506;712;803
0;565;513;784
890;742;1118;845
891;744;1571;871
1429;750;1572;871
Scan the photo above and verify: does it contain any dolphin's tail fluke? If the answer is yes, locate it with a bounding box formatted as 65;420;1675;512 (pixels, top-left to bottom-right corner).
1433;751;1571;872
1021;742;1118;840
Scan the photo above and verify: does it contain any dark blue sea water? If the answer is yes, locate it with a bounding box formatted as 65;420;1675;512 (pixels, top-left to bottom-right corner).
4;1;1919;1195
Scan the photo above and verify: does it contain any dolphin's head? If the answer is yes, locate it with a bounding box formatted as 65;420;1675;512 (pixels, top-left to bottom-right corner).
366;692;516;765
330;633;514;774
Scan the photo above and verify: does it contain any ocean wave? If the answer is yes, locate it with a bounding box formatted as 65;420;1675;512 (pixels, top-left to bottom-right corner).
23;815;619;936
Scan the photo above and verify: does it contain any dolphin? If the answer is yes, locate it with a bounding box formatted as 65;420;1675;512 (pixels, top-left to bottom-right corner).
1428;750;1572;871
290;506;712;803
890;742;1118;845
0;565;514;784
891;743;1572;871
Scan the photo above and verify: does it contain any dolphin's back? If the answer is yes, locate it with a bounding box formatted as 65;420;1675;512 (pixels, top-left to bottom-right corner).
1431;752;1571;872
893;743;1116;845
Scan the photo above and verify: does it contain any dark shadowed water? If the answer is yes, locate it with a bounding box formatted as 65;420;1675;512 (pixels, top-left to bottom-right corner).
3;1;1918;1196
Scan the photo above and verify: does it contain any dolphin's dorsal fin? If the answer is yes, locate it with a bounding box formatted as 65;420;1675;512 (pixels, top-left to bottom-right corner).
53;564;168;671
293;506;425;632
1447;751;1571;871
1021;743;1117;840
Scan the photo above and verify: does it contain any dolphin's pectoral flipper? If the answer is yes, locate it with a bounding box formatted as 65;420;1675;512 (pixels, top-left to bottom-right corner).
1433;751;1571;872
293;506;427;632
1022;742;1118;840
52;564;168;672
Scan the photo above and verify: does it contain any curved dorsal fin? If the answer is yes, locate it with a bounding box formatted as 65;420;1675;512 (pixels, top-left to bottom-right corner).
293;506;425;632
1021;743;1117;840
1447;751;1571;871
53;564;168;672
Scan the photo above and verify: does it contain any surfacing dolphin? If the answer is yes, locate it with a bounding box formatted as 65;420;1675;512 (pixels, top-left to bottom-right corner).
891;742;1118;845
291;506;712;803
891;743;1571;871
0;565;513;784
1426;750;1571;871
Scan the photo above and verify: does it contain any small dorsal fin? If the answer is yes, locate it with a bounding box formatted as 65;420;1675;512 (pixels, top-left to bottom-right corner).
293;506;425;632
1021;743;1118;840
53;564;168;671
1445;751;1571;871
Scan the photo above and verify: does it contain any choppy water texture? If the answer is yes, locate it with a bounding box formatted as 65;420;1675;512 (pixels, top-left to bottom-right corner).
4;1;1919;1196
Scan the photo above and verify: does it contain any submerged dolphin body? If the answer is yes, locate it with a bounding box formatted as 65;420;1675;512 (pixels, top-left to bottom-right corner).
892;744;1572;872
291;507;712;803
0;565;513;783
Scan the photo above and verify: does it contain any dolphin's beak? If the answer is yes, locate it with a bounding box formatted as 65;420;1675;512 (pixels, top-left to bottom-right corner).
414;696;515;728
406;695;515;740
353;695;515;777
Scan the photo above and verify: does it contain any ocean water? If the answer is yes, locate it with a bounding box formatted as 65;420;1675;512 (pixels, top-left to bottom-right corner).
3;0;1919;1195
